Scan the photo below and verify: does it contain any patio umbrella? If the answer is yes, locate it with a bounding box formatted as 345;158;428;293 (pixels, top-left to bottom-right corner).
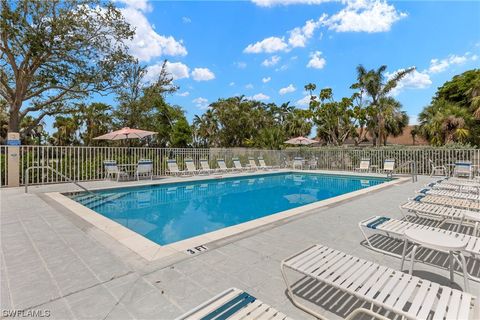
93;127;157;141
284;136;317;145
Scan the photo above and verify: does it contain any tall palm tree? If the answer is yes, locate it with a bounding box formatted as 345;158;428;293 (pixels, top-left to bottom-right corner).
192;109;219;147
381;97;409;145
52;116;80;145
76;103;112;145
284;109;312;138
355;65;414;146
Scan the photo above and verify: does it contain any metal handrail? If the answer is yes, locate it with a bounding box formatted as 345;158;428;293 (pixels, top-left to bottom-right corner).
25;165;95;194
394;160;418;182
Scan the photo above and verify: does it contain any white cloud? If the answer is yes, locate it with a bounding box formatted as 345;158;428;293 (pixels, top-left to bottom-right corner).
245;17;324;55
235;61;247;69
229;82;235;86
275;64;289;72
387;68;432;95
323;0;407;33
296;95;311;107
193;97;209;109
191;68;215;81
279;84;296;95
177;91;190;97
428;53;477;74
262;77;271;83
288;17;324;48
245;83;254;89
306;51;326;69
251;0;333;7
244;37;289;54
262;55;281;67
145;61;189;82
251;93;270;100
120;4;187;62
116;0;152;12
182;16;191;23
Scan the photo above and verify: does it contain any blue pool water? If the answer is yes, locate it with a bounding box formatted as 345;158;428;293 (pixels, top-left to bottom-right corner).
69;173;388;245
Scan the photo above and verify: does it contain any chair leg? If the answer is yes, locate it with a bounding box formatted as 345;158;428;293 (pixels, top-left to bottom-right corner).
408;245;418;275
280;262;329;320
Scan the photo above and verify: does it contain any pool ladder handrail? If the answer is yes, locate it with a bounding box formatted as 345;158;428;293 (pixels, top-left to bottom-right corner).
24;165;95;195
393;160;418;182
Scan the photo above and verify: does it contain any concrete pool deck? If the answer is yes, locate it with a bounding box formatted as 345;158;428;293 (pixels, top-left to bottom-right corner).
1;172;479;319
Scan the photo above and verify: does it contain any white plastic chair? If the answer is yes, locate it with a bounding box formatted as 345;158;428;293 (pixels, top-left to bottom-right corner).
184;158;200;175
232;157;247;171
355;158;371;172
135;159;153;180
292;157;303;170
167;159;185;176
454;161;473;179
199;159;216;174
382;159;395;177
429;159;447;177
104;160;129;181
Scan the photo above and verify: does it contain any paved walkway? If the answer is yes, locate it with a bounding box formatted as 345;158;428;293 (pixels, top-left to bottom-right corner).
1;175;478;319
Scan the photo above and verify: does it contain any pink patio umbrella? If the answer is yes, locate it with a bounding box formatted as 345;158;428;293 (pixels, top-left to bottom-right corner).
284;136;317;146
93;127;157;141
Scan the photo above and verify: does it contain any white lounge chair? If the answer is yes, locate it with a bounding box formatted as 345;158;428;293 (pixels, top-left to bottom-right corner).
175;287;291;320
414;193;480;212
184;158;200;175
418;187;480;201
216;159;235;173
166;159;186;176
359;215;480;282
401;199;474;223
426;181;480;194
444;177;480;186
292;157;303;170
281;244;477;319
247;157;259;171
104;160;129;181
135;159;153;180
232;157;248;171
176;287;385;320
429;159;447;177
401;199;480;236
199;159;217;175
454;161;474;179
382;159;395;177
355;158;371;172
258;157;278;170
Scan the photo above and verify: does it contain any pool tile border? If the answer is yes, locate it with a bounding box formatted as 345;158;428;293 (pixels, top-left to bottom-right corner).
46;171;409;261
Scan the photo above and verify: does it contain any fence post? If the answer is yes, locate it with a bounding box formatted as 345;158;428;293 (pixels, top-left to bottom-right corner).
6;133;21;187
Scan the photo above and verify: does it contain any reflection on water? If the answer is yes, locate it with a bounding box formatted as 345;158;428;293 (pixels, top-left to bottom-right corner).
71;173;387;245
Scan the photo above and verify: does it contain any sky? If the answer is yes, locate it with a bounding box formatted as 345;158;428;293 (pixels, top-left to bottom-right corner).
74;0;480;129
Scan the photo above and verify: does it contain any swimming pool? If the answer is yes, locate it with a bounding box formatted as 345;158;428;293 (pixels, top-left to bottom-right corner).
69;172;389;246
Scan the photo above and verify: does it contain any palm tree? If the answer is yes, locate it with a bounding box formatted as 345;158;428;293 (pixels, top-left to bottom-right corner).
380;97;409;145
192;109;219;147
76;103;112;145
355;65;414;146
52;116;80;145
418;99;471;146
284;109;312;138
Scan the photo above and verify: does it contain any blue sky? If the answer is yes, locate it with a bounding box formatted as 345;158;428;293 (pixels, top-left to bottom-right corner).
92;0;479;127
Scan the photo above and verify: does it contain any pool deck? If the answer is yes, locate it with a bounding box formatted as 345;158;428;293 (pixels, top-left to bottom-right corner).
1;171;479;319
